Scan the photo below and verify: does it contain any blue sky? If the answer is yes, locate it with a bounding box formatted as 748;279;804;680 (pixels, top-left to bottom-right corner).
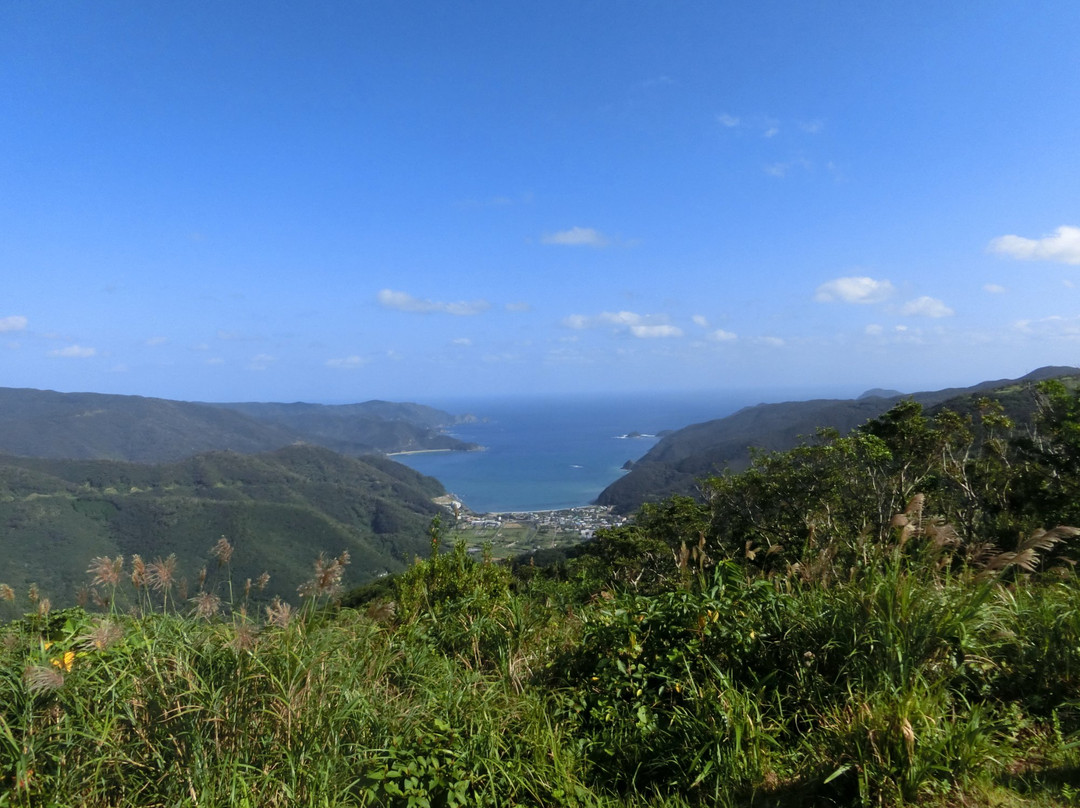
2;1;1079;403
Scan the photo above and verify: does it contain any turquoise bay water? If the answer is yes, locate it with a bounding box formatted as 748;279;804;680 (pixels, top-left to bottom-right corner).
393;392;760;513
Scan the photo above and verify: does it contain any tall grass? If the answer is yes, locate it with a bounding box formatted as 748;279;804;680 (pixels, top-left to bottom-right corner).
2;534;1080;806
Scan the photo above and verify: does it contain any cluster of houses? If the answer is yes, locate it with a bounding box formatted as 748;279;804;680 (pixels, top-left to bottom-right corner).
439;499;629;540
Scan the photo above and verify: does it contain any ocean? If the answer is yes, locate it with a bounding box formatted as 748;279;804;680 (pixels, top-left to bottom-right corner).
392;392;765;513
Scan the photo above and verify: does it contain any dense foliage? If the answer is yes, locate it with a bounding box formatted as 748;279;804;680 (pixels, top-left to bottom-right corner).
0;445;445;605
3;381;1080;806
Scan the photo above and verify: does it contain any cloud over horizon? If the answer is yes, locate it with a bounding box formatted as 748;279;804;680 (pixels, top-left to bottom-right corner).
989;225;1080;265
378;289;491;316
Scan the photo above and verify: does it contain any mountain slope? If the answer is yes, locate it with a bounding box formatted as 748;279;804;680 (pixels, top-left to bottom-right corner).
597;366;1080;513
214;400;478;454
0;387;475;463
0;445;445;607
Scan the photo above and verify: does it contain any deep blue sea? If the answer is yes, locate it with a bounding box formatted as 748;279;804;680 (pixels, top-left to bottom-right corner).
392;392;772;513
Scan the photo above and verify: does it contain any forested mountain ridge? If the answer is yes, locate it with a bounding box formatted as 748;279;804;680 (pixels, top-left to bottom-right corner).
0;387;477;463
214;400;477;455
598;365;1080;513
0;444;445;606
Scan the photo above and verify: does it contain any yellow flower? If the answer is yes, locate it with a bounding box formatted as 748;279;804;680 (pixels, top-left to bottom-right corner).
51;651;75;672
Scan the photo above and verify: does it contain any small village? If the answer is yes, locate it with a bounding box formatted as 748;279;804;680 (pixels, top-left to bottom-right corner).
434;496;630;557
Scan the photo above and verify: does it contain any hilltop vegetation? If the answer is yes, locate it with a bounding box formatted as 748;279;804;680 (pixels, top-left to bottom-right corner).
0;445;445;606
599;365;1079;513
3;377;1080;806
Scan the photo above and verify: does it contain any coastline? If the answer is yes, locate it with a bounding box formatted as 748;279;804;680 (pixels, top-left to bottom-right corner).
387;448;454;456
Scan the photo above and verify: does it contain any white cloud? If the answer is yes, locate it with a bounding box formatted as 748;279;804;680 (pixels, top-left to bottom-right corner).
691;314;709;328
630;324;683;339
799;119;825;134
983;284;1007;294
901;296;954;318
505;302;532;312
452;337;472;346
49;344;96;358
763;126;779;138
717;113;741;128
562;314;590;330
764;163;788;178
989;225;1080;265
0;315;27;332
541;227;610;247
377;289;491;316
565;311;647;328
865;324;884;335
815;276;895;304
757;336;785;347
1011;314;1080;339
248;353;276;370
562;310;684;339
599;311;645;326
206;357;225;365
708;329;737;342
326;355;367;369
146;336;168;346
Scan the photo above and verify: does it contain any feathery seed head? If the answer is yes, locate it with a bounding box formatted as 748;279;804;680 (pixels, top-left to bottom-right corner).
87;555;124;588
211;536;234;565
191;590;221;620
147;555;177;593
130;555;147;588
78;619;124;652
298;551;352;599
265;597;293;628
230;620;258;653
24;664;64;693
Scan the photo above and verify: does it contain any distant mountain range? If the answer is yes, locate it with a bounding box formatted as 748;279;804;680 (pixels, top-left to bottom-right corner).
597;366;1080;514
0;387;478;463
0;444;446;606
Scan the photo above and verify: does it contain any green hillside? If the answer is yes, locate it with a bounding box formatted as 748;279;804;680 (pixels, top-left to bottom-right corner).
0;445;445;606
0;387;477;463
599;366;1080;513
